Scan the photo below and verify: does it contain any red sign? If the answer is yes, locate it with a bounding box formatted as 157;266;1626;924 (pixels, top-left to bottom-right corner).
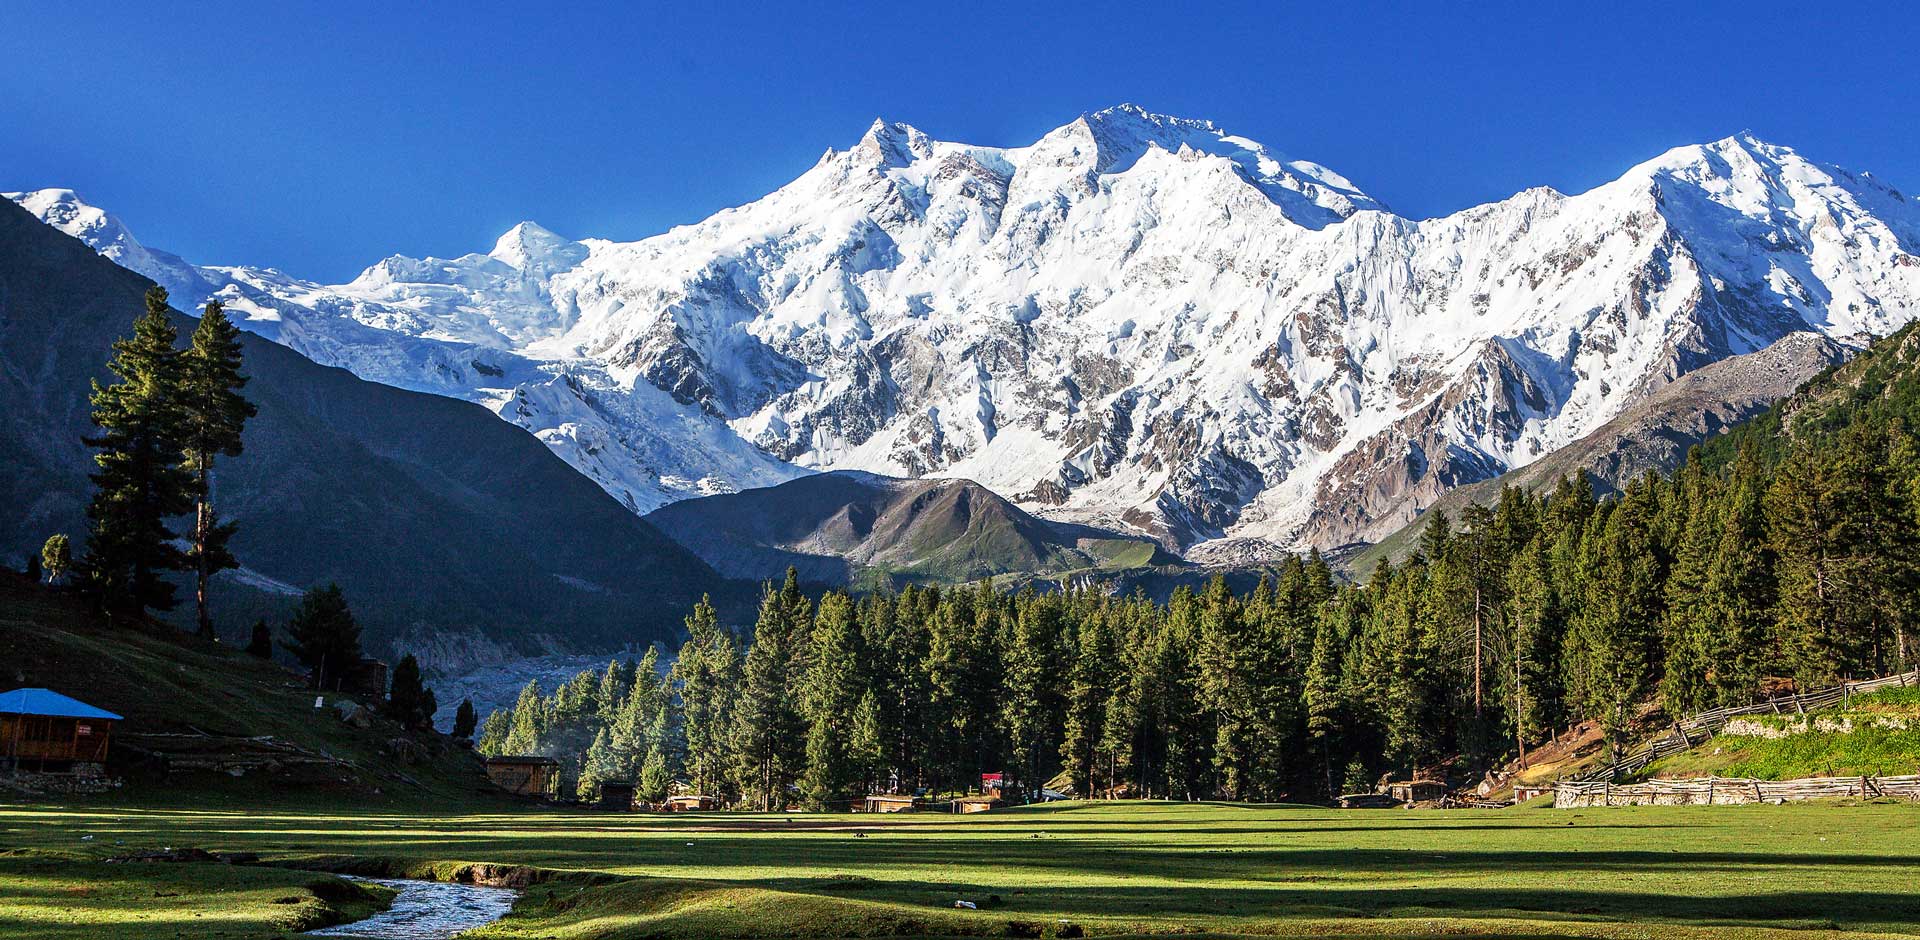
75;724;93;736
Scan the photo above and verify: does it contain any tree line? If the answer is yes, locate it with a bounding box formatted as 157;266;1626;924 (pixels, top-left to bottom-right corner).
476;336;1919;805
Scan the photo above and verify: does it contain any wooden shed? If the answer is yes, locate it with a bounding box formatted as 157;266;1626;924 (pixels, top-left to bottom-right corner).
1386;779;1448;803
664;794;718;812
597;782;636;810
485;756;558;797
951;796;1002;814
0;688;120;774
863;794;919;813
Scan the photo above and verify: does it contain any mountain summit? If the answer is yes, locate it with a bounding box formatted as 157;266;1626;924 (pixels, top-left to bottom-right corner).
15;110;1920;555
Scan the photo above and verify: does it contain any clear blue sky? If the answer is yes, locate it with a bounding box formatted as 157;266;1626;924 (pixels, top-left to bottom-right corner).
5;1;1916;282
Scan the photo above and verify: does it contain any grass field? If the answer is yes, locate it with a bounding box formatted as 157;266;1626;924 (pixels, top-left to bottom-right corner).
4;799;1920;939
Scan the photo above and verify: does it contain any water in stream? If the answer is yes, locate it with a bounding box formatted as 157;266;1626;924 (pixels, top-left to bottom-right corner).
306;877;518;939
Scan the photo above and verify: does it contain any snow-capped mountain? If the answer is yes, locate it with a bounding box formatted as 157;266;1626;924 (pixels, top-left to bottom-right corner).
15;105;1920;554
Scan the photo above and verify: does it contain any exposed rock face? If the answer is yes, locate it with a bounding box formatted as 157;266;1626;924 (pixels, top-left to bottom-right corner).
15;108;1920;554
1339;330;1852;570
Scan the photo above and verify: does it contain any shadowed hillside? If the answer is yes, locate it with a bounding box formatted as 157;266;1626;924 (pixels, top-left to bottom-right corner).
0;199;737;664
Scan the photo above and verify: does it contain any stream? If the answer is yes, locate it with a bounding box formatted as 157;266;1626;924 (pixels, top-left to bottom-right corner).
305;877;518;939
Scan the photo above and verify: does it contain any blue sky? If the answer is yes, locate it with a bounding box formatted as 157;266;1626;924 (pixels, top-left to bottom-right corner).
5;1;1916;281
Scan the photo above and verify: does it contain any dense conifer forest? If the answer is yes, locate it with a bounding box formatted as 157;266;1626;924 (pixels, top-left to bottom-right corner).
478;324;1920;806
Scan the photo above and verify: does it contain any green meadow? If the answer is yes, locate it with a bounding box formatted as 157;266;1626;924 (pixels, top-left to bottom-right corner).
4;799;1920;939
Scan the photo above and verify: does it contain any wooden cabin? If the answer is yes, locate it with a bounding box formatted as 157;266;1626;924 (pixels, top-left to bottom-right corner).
0;688;120;774
1386;779;1449;804
863;794;919;813
484;756;558;797
664;794;718;811
312;657;389;697
597;782;636;810
951;796;1002;814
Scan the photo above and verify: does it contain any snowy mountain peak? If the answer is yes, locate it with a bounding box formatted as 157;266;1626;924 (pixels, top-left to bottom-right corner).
5;188;210;303
853;118;934;167
8;188;142;262
15;117;1920;559
489;220;586;272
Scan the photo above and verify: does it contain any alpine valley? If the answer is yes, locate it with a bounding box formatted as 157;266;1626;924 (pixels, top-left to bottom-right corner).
13;104;1920;566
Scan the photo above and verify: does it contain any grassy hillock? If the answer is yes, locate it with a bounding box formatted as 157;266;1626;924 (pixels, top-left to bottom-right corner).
0;572;500;809
1642;686;1920;782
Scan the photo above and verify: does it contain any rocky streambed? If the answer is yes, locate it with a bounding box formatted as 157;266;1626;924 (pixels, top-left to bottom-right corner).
305;876;517;939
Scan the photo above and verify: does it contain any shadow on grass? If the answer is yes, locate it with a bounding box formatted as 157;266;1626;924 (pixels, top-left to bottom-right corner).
757;877;1908;930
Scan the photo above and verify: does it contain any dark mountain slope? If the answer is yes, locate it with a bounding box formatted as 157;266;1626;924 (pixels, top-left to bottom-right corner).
0;199;730;664
645;471;1172;587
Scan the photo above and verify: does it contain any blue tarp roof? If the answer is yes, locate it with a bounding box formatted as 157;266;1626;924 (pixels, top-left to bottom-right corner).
0;688;121;720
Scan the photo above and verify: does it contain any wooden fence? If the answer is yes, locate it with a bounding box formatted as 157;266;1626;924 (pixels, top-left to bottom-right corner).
1566;669;1920;784
1555;773;1920;808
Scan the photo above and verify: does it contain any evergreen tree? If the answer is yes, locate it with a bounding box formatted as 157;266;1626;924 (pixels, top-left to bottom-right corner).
245;618;273;659
611;647;663;777
799;591;865;809
733;576;807;810
1002;592;1067;800
40;534;70;585
1566;484;1665;762
385;653;435;730
179;300;255;638
1659;462;1723;715
475;709;511;756
283;583;362;690
639;668;682;802
1061;609;1119;798
502;681;547;756
82;287;194;615
1701;446;1777;705
578;728;621;801
673;595;740;800
1501;535;1556;767
453;698;478;741
1301;615;1344;797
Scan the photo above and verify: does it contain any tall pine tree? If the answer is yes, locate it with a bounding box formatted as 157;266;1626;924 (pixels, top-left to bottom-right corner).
83;287;194;615
178;300;255;638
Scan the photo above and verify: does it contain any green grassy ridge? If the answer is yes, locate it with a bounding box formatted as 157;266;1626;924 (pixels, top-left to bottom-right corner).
0;849;391;940
8;800;1920;938
1693;319;1920;474
0;574;502;809
1643;687;1920;781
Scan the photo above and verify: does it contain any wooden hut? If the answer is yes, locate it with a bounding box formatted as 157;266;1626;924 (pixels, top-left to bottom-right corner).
0;688;120;774
484;756;558;796
664;794;718;811
1386;779;1448;804
598;782;636;810
951;795;1002;814
863;794;918;813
